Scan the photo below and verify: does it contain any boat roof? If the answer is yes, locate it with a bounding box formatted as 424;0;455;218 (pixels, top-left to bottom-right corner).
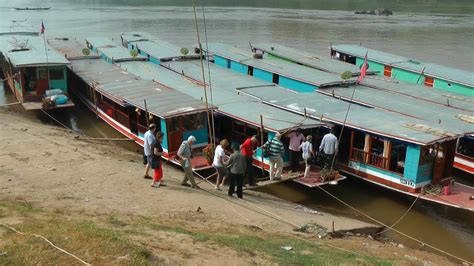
202;43;358;88
69;59;211;118
238;85;467;145
317;84;473;136
0;34;70;67
120;32;193;61
118;60;322;132
86;37;147;62
252;43;365;75
331;44;474;87
48;38;100;60
363;78;474;113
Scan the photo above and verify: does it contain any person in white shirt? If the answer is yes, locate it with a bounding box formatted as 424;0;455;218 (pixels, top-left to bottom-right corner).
299;135;315;178
213;139;229;190
319;127;338;170
143;124;157;179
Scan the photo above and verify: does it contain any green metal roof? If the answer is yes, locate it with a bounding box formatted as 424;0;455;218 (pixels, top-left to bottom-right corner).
0;34;70;67
86;37;147;62
69;59;211;118
239;86;466;145
117;60;321;132
48;38;100;60
252;43;363;75
121;32;192;61
331;44;474;87
203;43;358;88
317;84;473;135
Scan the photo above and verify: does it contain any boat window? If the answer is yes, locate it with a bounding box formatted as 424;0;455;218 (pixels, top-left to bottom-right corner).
37;67;48;80
272;74;279;84
389;142;406;174
183;113;205;131
248;66;254;76
458;137;474;157
169;116;181;132
49;69;64;80
419;145;436;165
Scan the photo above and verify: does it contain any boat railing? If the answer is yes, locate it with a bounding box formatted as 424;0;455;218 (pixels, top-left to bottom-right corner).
350;147;388;169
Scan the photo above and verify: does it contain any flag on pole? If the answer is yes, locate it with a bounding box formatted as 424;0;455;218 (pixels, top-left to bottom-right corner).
358;52;368;83
40;20;45;34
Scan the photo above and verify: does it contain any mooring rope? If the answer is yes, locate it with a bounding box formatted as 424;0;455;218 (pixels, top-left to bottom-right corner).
0;223;91;265
314;185;470;264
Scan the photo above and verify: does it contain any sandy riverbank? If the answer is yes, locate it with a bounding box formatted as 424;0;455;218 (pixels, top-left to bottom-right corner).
0;109;455;265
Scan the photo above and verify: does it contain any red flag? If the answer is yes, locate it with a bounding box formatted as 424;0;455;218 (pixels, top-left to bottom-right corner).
358;52;368;83
40;21;45;34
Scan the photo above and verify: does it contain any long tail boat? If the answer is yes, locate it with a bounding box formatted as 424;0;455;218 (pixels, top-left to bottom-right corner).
0;24;73;110
49;38;214;171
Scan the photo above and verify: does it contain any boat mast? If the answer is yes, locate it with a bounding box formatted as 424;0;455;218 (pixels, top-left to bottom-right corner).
192;0;215;149
41;19;50;94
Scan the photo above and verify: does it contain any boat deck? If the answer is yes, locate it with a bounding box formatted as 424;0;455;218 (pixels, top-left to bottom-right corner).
422;182;474;211
253;166;347;188
22;101;75;111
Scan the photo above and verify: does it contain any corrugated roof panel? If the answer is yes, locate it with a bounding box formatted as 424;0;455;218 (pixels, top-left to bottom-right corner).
239;85;465;145
253;43;362;75
331;44;474;87
318;85;473;134
203;43;357;88
0;34;70;67
48;38;100;60
69;59;210;118
118;60;320;131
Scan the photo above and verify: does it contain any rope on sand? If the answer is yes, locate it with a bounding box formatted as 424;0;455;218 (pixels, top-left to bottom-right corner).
0;101;21;107
0;223;91;265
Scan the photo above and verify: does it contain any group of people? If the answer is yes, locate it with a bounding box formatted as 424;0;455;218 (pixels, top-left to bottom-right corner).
142;123;339;197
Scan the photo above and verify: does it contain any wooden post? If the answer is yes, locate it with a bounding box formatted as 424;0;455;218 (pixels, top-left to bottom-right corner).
260;115;265;175
144;99;150;127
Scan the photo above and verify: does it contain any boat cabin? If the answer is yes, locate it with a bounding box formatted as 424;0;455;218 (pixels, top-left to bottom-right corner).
330;45;474;97
238;85;465;193
0;29;73;110
51;39;213;169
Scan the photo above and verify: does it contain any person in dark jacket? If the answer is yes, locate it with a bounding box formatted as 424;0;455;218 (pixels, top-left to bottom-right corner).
226;143;247;199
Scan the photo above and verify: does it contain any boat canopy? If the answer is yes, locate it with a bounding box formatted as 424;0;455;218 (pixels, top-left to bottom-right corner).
120;32;195;61
118;60;321;132
70;59;212;119
48;38;100;60
239;85;469;145
0;34;70;67
331;44;474;87
86;37;147;62
202;43;357;88
252;43;371;76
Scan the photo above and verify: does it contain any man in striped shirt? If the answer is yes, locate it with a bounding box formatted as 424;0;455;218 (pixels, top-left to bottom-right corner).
264;133;285;181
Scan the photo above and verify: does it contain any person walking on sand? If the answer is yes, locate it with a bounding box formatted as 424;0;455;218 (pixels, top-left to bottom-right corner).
151;131;164;188
264;133;285;181
287;128;305;173
300;135;315;178
178;136;199;189
319;127;338;170
213;139;229;190
226;143;247;199
240;135;258;186
143;124;157;179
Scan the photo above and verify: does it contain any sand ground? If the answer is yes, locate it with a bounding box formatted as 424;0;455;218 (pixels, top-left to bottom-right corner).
0;110;455;265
